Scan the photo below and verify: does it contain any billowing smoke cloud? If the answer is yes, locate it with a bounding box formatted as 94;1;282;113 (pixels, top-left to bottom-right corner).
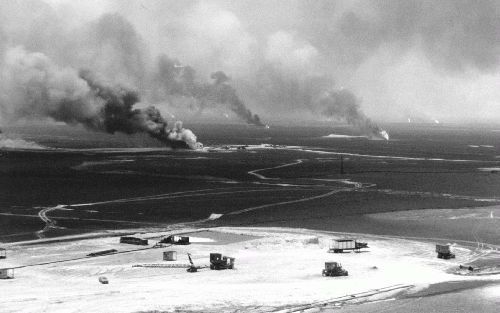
0;47;201;149
319;89;388;139
153;55;263;126
1;0;500;136
207;71;263;126
109;0;500;123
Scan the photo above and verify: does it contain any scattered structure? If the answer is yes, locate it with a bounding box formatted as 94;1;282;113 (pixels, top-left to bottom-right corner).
163;251;177;261
187;253;198;273
322;262;348;277
161;235;190;245
459;265;474;271
0;268;14;279
0;248;6;259
98;276;109;284
436;244;455;259
120;236;148;246
329;239;368;253
87;249;118;257
133;263;191;268
209;253;235;270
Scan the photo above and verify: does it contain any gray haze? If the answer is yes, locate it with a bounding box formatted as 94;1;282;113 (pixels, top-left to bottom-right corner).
1;0;499;134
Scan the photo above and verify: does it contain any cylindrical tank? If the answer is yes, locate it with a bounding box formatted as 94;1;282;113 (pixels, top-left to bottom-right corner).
163;251;177;261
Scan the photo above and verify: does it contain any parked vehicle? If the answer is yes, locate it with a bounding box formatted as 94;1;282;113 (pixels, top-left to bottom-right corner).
209;253;235;270
329;239;368;253
322;262;348;277
436;244;455;259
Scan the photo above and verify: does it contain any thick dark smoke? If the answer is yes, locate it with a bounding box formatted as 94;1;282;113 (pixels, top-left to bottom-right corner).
0;47;200;149
319;90;388;139
153;55;264;126
1;0;499;136
207;71;263;126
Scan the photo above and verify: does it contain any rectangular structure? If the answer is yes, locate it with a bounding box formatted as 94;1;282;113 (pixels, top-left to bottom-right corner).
120;236;148;245
435;244;451;254
0;268;14;279
87;249;118;257
163;251;177;261
161;235;190;245
436;244;455;259
329;239;368;253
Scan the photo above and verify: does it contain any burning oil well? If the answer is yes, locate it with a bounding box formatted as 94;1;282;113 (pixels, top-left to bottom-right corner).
0;47;202;149
319;89;389;140
153;55;264;127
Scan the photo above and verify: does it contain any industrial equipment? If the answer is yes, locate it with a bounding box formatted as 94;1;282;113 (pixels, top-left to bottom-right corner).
329;239;368;253
209;253;235;270
161;235;190;245
436;244;455;259
322;262;348;277
186;253;198;273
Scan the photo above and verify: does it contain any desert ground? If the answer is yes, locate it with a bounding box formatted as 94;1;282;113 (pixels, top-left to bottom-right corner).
2;226;499;313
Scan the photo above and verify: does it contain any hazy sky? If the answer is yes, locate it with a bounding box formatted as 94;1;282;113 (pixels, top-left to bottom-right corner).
1;0;499;125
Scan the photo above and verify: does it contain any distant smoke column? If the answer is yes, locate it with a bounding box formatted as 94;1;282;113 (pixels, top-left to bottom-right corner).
319;89;388;139
209;71;264;126
153;56;264;126
79;70;202;148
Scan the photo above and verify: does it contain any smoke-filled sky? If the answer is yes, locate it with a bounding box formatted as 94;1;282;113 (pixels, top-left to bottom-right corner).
1;0;499;127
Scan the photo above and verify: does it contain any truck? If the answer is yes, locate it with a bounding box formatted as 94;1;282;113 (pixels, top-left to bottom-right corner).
322;262;348;277
329;239;368;253
161;235;190;245
209;253;235;270
436;244;455;259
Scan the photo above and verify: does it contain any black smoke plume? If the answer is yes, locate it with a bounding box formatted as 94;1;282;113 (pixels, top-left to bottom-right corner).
78;70;201;149
208;71;263;126
319;89;388;140
153;55;264;126
0;47;201;149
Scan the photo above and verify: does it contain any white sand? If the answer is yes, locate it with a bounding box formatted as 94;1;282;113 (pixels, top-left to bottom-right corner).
1;227;498;313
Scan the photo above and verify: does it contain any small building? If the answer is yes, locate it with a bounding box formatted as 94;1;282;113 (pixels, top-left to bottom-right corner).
163;251;177;261
329;239;368;253
0;268;14;279
0;248;6;259
120;236;148;246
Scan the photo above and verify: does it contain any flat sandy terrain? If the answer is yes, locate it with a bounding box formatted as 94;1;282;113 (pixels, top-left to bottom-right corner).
1;227;499;312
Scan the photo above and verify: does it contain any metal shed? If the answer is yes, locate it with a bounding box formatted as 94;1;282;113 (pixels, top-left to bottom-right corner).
0;248;6;259
0;268;14;279
163;251;177;261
